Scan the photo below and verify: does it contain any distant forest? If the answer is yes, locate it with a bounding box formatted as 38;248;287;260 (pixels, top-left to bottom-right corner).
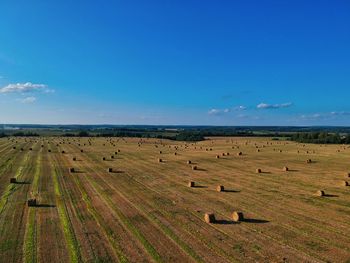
1;125;350;144
291;132;350;144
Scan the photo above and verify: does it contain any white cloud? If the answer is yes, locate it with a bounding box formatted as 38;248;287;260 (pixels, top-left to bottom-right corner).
257;102;293;109
208;108;230;115
17;96;37;104
300;111;350;121
0;82;51;94
208;105;247;116
234;105;247;111
330;111;350;116
300;113;322;120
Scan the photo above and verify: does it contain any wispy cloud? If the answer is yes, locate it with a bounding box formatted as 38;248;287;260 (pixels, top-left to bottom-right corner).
330;111;350;116
257;102;293;109
17;96;37;104
0;82;53;94
208;105;247;116
233;105;247;111
300;111;350;121
208;108;230;115
300;113;323;120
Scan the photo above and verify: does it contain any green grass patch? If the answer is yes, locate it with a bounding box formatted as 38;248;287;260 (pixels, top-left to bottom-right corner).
23;209;37;263
87;178;161;262
23;152;41;263
0;153;29;214
52;166;82;263
70;172;128;263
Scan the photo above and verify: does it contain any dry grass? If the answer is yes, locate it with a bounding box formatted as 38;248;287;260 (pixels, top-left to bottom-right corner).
1;136;350;263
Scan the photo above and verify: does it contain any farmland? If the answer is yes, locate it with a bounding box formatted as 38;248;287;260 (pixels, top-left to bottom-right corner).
0;136;349;263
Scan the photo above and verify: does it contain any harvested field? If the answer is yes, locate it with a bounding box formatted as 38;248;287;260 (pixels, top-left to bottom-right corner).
0;136;350;262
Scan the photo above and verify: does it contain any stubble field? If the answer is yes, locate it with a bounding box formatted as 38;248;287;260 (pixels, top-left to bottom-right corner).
0;136;349;263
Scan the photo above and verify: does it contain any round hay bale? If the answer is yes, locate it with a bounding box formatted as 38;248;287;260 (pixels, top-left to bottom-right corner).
80;149;84;153
256;168;262;174
192;165;198;170
108;168;113;173
72;157;77;161
346;172;350;178
257;149;260;152
111;155;114;159
13;146;16;149
159;151;162;154
232;211;244;222
158;158;162;163
216;155;220;159
222;153;226;156
61;150;65;154
342;181;349;186
29;148;32;151
174;152;177;156
102;157;106;161
316;190;325;197
306;159;312;163
237;152;242;156
226;152;230;156
204;213;215;223
10;178;16;184
48;149;51;152
283;166;289;172
187;160;192;164
27;199;37;207
216;185;224;192
69;168;75;173
188;181;195;187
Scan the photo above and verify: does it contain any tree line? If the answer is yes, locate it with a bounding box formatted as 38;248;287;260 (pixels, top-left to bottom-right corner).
290;132;350;144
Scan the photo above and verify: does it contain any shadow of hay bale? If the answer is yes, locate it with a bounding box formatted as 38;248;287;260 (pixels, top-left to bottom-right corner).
242;218;269;224
36;204;56;208
223;189;240;193
214;219;239;225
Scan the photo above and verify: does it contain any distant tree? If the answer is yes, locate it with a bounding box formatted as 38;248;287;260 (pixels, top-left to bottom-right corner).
77;131;89;137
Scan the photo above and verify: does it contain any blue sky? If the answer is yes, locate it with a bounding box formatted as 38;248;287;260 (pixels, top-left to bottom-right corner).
0;0;349;125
